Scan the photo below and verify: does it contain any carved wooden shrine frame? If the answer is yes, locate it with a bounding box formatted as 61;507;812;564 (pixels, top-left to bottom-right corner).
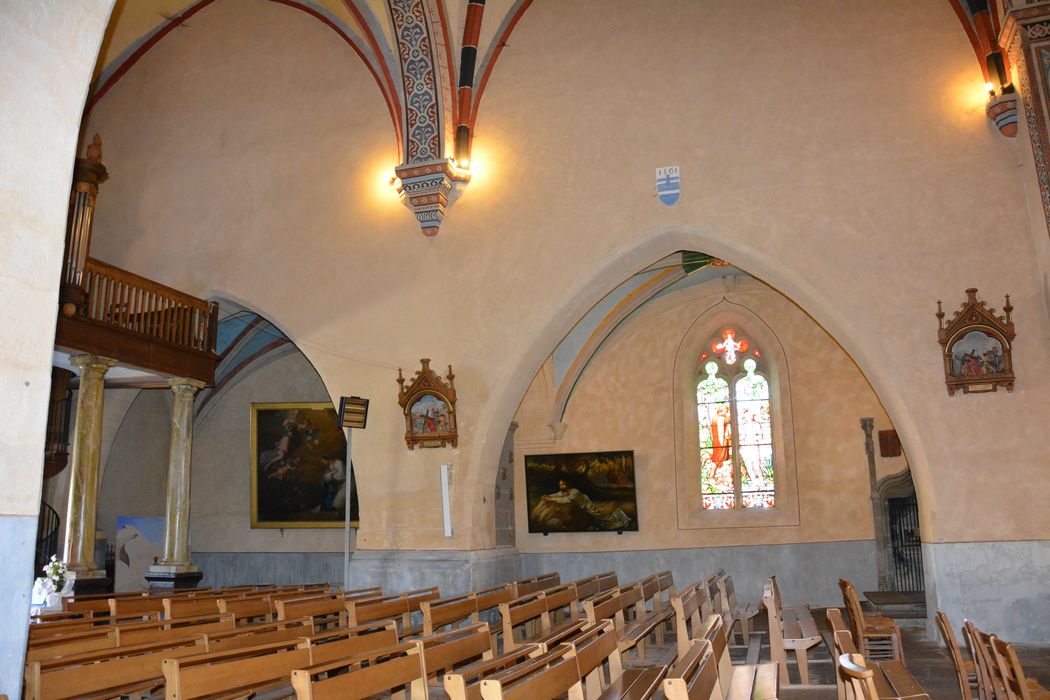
936;288;1016;396
397;358;458;449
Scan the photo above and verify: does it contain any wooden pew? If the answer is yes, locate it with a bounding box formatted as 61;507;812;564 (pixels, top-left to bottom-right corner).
423;592;479;636
444;645;544;700
163;596;223;620
499;591;553;651
671;586;706;659
839;578;903;661
116;612;237;645
28;611;159;639
562;619;667;700
204;617;316;652
596;572;619;593
216;595;272;623
346;586;440;637
828;610;927;700
964;620;1003;700
290;641;429;700
27;635;208;700
478;645;582;700
763;579;821;685
715;573;758;646
611;583;673;662
165;621;400;700
700;613;779;699
663;639;722;700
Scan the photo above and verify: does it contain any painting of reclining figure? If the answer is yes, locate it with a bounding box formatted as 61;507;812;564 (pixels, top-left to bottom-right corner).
525;450;638;533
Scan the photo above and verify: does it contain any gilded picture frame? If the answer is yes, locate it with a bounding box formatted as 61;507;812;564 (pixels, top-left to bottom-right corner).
249;402;359;528
936;288;1016;396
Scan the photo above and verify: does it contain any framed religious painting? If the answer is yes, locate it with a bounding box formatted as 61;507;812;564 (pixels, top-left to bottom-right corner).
524;450;639;533
250;402;359;528
936;288;1016;396
397;359;458;449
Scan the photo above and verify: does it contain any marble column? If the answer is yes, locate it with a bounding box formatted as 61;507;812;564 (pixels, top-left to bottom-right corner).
151;378;205;574
63;354;116;577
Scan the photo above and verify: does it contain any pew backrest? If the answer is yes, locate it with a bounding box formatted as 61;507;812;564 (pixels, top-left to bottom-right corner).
663;639;721;700
290;641;427;700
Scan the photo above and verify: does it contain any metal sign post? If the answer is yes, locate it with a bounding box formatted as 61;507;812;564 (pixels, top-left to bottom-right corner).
343;427;353;591
337;396;368;593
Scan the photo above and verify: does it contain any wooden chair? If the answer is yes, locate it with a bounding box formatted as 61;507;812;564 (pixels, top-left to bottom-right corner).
964;621;1003;700
663;639;721;700
837;653;881;700
989;633;1050;700
828;609;928;700
762;579;821;685
935;610;978;700
839;579;903;661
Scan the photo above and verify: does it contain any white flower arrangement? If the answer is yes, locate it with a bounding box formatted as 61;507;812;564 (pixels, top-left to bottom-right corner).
32;555;74;606
39;555;67;594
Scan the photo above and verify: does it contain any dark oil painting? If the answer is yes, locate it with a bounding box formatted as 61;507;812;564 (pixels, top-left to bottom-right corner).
250;403;359;528
525;450;638;533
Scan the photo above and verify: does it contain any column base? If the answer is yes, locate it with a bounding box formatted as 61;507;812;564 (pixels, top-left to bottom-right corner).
144;565;203;590
72;573;112;595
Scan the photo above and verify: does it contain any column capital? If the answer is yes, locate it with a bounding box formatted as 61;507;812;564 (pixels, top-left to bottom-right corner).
69;354;117;376
859;417;875;434
167;377;206;395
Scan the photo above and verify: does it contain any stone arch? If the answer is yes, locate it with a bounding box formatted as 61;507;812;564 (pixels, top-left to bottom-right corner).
471;224;932;548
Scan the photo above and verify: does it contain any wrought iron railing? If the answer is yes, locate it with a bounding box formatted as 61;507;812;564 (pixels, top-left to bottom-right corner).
35;502;60;576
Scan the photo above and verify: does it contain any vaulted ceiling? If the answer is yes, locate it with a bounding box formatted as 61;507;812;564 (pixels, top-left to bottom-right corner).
91;0;532;234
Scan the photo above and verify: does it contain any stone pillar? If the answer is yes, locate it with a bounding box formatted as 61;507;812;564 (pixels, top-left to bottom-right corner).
63;354;116;579
147;378;205;588
861;418;893;591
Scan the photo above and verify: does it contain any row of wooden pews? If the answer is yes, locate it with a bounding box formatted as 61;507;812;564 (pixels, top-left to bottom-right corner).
23;567;787;700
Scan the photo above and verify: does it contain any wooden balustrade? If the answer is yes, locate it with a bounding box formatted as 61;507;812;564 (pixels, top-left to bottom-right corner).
78;258;217;354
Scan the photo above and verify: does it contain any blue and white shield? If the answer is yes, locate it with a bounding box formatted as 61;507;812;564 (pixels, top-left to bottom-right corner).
656;166;680;206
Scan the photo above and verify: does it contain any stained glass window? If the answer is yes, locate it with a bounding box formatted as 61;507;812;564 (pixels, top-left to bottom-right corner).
697;332;776;510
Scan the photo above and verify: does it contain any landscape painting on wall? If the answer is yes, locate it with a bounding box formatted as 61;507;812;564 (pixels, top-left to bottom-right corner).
524;450;638;533
250;402;359;528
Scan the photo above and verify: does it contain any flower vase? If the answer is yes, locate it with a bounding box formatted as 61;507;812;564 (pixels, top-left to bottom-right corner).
45;592;62;608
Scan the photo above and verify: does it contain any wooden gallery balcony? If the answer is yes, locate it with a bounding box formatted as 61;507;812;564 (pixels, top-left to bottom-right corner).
55;257;218;384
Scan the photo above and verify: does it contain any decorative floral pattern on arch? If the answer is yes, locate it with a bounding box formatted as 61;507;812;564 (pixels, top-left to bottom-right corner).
696;329;775;510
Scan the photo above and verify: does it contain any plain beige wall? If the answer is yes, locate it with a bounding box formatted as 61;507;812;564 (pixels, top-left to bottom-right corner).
514;278;902;552
82;0;1050;551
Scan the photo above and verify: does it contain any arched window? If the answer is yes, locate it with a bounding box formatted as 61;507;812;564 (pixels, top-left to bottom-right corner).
696;328;775;510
